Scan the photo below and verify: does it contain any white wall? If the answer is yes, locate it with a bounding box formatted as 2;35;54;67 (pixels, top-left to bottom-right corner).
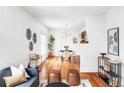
80;15;106;72
105;6;124;86
49;29;81;55
0;7;48;69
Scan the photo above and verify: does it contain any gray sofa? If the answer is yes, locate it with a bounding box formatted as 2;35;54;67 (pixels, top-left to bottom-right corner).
0;67;39;87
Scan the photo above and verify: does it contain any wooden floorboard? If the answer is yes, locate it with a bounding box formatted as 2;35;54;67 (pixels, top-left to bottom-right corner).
40;56;108;87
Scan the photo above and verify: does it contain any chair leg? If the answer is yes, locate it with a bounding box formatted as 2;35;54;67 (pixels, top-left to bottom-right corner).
61;56;64;62
69;57;70;63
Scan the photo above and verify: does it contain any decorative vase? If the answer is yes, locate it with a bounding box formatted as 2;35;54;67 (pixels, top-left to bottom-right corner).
64;45;69;51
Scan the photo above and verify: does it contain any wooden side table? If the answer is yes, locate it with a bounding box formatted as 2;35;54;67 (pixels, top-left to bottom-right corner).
67;69;80;86
48;69;61;84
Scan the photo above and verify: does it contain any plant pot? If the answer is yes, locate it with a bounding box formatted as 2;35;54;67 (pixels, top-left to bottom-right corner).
49;51;54;57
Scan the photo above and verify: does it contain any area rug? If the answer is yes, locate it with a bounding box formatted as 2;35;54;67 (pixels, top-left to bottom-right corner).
39;79;92;87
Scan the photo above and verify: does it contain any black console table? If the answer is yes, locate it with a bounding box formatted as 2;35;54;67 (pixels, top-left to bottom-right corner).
98;56;121;87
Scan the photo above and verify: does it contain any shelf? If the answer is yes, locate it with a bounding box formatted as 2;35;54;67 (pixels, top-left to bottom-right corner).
99;66;110;74
110;72;119;78
99;73;108;79
99;66;119;78
98;56;121;87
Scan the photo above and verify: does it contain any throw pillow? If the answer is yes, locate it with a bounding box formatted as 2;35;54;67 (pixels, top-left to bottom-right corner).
3;72;27;87
11;65;30;78
19;64;30;78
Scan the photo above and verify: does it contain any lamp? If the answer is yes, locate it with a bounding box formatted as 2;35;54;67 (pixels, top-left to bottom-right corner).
62;24;71;37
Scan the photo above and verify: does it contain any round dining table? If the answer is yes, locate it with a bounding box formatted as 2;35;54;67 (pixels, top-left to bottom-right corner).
59;50;73;62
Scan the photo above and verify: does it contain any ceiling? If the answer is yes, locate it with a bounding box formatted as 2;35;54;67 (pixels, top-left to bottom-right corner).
24;6;113;30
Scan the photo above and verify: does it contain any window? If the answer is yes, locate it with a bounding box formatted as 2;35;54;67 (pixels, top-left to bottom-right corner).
41;34;47;55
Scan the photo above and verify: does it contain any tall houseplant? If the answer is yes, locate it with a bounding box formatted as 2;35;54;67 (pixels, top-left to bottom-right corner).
48;35;55;56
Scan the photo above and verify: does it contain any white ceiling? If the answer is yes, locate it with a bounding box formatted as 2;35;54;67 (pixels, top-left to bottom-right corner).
24;6;113;29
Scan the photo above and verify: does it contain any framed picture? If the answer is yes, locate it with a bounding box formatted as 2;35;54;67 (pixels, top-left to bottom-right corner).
108;27;119;56
73;37;78;44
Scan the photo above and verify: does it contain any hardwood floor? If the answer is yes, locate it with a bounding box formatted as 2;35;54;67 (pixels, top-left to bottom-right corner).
80;72;108;87
40;56;108;87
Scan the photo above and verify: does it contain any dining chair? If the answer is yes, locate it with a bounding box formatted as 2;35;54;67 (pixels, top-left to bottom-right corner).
69;51;77;63
63;51;71;62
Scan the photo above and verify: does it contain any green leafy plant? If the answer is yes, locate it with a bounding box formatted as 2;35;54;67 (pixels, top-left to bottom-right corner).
48;35;55;51
64;45;69;50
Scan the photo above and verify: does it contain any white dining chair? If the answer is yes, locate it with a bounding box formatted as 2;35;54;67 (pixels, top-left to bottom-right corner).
63;51;71;62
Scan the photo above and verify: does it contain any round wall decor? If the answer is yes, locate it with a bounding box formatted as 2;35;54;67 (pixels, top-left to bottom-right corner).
29;41;33;51
26;28;32;40
33;33;37;44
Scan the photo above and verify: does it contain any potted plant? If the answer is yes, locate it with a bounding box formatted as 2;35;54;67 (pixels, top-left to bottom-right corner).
64;45;69;51
48;35;55;56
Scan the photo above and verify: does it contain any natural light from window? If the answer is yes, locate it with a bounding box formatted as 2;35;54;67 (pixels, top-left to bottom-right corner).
41;34;46;55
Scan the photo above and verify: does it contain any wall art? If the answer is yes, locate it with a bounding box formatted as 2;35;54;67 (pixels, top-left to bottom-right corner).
73;37;78;44
108;27;119;56
26;28;32;40
29;41;33;51
33;33;37;44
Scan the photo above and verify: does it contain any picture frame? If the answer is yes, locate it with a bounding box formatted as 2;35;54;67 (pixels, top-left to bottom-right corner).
73;37;78;44
107;27;119;56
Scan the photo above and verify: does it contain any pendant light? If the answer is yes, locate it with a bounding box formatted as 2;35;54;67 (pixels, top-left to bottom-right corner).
62;24;71;37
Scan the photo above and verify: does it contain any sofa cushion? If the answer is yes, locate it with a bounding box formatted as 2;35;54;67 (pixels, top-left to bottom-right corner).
0;67;38;87
3;72;27;87
25;68;37;77
0;67;11;77
0;77;6;87
19;64;30;78
0;67;11;87
11;65;30;78
15;77;38;87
